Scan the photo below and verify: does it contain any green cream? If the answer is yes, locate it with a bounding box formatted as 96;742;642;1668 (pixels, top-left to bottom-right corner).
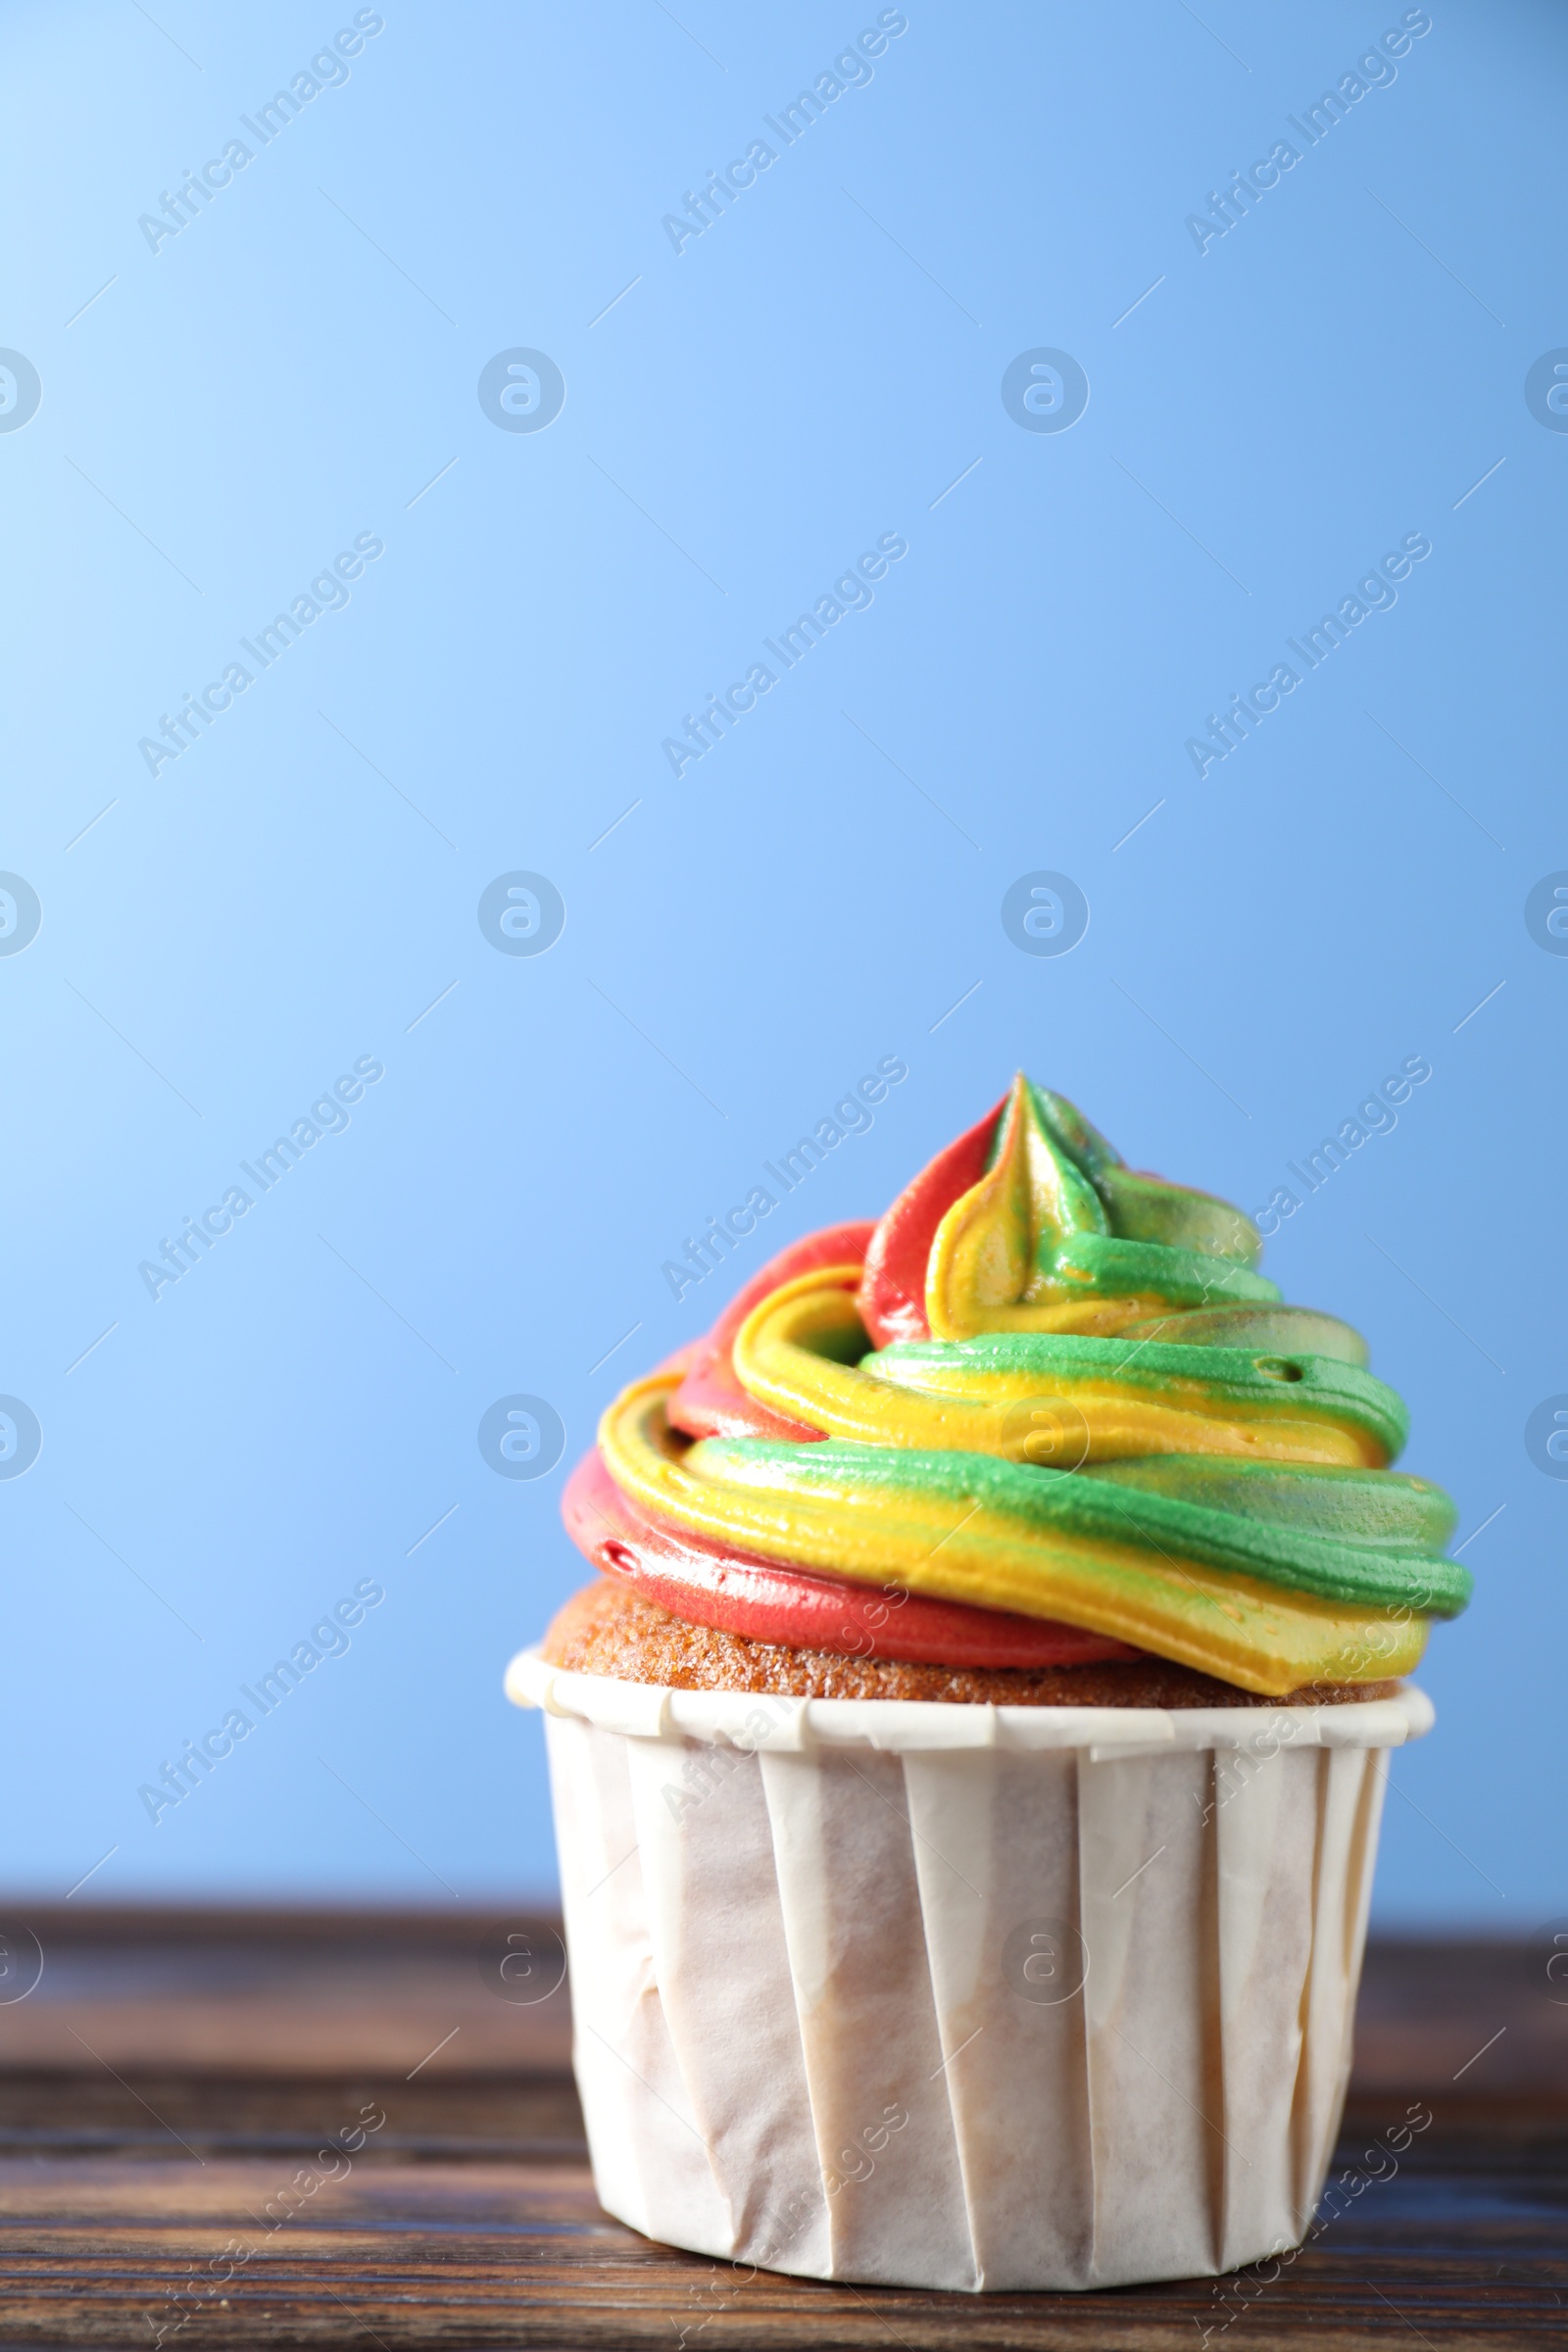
1118;1305;1369;1364
867;1333;1410;1460
1048;1234;1280;1304
688;1436;1473;1619
1024;1081;1265;1267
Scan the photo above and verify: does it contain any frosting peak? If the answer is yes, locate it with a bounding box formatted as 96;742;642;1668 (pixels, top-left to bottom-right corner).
860;1075;1274;1347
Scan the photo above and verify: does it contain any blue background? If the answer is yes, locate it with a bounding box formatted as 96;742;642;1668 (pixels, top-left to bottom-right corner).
2;0;1561;1925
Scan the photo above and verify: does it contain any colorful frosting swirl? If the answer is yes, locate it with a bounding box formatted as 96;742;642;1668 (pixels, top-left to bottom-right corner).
568;1077;1468;1696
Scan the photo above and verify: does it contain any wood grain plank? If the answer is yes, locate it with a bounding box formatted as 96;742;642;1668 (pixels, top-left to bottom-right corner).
0;1916;1562;2346
0;2127;1562;2348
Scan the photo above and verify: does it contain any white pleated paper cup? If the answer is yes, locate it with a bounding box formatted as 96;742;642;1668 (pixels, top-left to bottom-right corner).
506;1646;1431;2294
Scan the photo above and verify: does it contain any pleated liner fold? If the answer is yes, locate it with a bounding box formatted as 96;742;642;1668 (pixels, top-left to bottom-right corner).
509;1652;1429;2293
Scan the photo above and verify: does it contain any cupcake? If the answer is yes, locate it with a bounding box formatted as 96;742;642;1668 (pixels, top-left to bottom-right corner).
508;1076;1467;2291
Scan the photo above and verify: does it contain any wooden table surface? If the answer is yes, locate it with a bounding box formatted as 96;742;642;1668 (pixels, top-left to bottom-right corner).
0;1909;1563;2347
